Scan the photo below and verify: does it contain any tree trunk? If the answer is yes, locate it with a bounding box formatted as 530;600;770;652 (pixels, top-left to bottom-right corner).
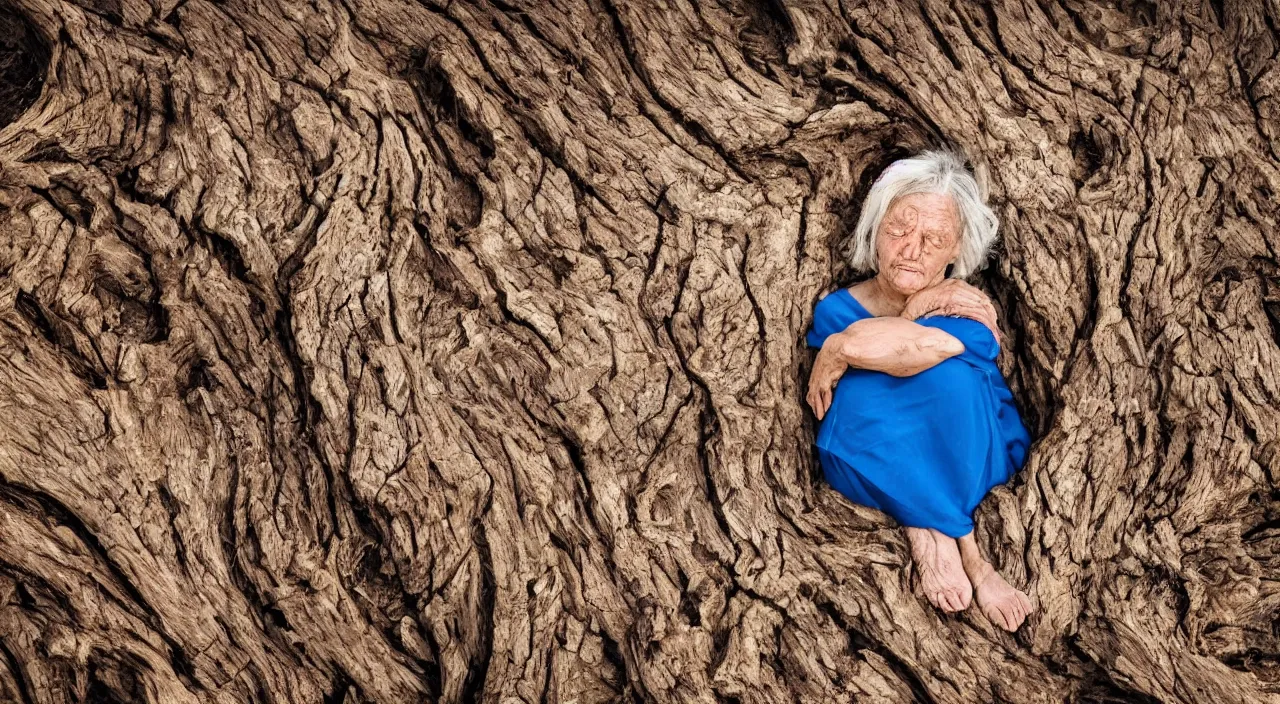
1;0;1278;701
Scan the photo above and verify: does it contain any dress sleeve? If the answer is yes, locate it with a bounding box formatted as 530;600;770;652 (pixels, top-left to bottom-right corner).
806;294;842;348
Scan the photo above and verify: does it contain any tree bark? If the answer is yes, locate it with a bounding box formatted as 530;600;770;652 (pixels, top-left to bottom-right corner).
0;0;1278;701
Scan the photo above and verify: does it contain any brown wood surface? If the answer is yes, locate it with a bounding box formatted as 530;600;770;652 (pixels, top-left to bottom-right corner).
0;0;1278;701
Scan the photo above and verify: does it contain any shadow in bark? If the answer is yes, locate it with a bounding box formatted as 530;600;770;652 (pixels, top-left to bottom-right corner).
0;6;48;127
727;0;796;77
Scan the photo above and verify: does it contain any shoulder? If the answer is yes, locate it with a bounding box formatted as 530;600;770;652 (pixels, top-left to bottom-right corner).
813;288;835;310
813;288;849;317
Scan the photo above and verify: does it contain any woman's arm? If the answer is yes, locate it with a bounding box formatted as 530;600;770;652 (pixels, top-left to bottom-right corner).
805;280;999;419
835;317;965;374
806;317;963;419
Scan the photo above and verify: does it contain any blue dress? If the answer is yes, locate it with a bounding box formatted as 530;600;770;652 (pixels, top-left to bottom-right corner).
806;288;1031;537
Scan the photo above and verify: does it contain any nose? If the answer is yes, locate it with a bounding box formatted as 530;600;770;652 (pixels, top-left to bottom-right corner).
900;231;923;260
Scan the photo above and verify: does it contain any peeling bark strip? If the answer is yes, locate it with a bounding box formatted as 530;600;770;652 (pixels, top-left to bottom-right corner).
0;0;1277;701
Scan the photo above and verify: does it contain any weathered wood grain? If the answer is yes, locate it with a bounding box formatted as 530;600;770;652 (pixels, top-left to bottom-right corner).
0;0;1278;701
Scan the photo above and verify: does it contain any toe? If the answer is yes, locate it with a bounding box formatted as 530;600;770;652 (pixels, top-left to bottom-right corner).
998;605;1015;631
1008;605;1023;630
984;606;1003;629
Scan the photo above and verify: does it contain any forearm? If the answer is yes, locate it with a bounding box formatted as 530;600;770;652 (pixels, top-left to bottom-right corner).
826;317;964;376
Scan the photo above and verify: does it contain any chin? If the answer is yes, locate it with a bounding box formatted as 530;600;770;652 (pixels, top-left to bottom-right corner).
889;271;928;295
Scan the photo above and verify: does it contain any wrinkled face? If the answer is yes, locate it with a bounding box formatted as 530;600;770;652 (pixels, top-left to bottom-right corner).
874;192;962;295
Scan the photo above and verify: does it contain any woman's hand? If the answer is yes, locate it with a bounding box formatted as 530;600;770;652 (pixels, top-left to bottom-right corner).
806;333;849;420
903;279;1001;342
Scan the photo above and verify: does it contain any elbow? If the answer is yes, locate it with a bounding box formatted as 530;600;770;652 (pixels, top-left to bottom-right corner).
923;330;965;358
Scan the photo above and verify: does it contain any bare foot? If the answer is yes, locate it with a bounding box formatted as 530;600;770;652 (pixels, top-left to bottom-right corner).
904;527;972;612
963;558;1034;631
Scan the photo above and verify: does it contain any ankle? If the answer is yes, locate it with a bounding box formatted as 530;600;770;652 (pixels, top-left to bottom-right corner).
962;556;994;584
904;527;932;549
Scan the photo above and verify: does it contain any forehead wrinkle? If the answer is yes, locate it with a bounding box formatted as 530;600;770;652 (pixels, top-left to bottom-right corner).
882;193;962;244
892;209;957;236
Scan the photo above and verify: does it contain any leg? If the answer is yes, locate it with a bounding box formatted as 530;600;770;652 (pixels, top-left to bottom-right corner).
956;531;1034;631
904;527;972;613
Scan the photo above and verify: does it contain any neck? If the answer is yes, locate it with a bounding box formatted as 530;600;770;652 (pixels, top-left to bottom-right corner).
870;274;909;315
870;269;951;315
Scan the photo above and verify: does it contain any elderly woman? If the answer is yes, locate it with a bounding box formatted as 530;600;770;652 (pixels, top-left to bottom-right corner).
805;150;1034;631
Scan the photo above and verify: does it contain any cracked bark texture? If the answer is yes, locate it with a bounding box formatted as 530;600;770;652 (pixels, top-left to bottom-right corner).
0;0;1279;701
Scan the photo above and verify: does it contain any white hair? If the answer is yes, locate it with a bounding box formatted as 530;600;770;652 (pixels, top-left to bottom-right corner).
848;149;999;278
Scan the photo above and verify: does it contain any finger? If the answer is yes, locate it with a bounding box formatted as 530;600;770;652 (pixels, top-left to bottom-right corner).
950;283;980;301
944;301;981;320
972;307;997;330
942;292;983;314
985;312;1000;334
962;302;990;321
953;302;995;328
949;282;989;306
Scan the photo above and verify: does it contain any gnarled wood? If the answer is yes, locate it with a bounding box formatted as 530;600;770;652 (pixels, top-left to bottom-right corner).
0;0;1278;702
